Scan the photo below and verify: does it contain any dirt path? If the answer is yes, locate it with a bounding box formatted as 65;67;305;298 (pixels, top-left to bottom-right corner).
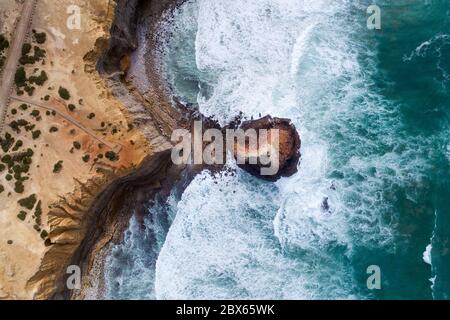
11;96;122;151
0;0;37;132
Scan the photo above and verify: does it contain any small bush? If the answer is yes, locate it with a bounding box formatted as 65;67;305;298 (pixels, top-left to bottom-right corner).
73;141;81;150
32;130;41;140
88;113;96;120
53;160;63;173
22;43;32;56
82;155;90;163
68;104;76;112
105;151;119;162
14;181;25;193
18;194;37;210
0;184;4;194
40;230;48;240
14;67;27;87
30;110;40;118
58;87;70;100
49;126;59;133
29;70;48;86
17;211;27;221
34;32;47;44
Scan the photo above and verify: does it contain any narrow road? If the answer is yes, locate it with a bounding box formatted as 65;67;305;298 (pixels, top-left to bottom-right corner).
0;0;37;132
11;96;121;151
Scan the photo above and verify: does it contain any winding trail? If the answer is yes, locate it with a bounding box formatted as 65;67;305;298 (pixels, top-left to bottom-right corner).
0;0;37;133
11;96;121;151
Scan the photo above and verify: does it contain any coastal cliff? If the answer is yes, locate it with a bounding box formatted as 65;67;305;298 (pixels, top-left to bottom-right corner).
0;0;301;300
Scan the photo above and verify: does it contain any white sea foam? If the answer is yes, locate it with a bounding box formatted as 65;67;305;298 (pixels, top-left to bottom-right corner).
423;244;432;265
150;0;433;299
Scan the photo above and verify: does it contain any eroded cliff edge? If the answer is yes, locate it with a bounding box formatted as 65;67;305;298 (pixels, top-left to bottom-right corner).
3;0;300;300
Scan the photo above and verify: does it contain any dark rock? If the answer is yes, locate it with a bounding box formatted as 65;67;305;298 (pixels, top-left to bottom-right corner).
235;116;301;181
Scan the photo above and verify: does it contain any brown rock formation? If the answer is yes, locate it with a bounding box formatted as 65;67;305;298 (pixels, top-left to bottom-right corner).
236;116;301;181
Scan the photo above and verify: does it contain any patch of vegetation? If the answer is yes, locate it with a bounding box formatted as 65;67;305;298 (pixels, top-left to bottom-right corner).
0;184;4;194
29;70;48;86
49;126;59;133
20;104;29;111
18;194;37;210
0;34;9;68
11;108;17;115
68;104;76;112
30;109;40;118
33;31;47;44
12;140;23;152
82;155;90;163
1;132;15;152
34;201;42;225
32;130;42;140
53;160;63;173
17;211;27;221
9;119;30;133
14;181;24;193
105;151;119;162
73;141;81;150
40;230;48;240
58;87;70;100
19;44;46;65
87;113;96;120
14;67;27;87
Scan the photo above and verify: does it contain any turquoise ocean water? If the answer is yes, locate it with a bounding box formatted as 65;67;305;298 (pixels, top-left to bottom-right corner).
105;0;450;300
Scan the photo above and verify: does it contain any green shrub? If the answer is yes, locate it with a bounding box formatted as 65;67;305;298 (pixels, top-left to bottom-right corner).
0;184;4;194
6;174;13;181
49;126;59;133
87;113;96;119
17;211;27;221
32;130;41;140
58;87;70;100
34;32;47;44
0;34;9;51
20;104;29;110
105;151;119;162
30;110;40;118
68;104;76;112
33;46;46;61
0;132;15;152
40;230;48;240
82;155;90;163
18;194;37;210
29;70;48;86
14;67;27;87
12;140;23;151
73;141;81;150
11;108;17;115
22;43;32;56
34;201;42;225
53;160;63;173
14;181;25;193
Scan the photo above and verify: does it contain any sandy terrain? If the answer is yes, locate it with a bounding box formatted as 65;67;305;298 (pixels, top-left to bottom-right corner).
0;0;150;299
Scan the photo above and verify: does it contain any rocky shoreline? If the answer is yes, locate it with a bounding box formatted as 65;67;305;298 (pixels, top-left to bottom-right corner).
47;0;301;299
